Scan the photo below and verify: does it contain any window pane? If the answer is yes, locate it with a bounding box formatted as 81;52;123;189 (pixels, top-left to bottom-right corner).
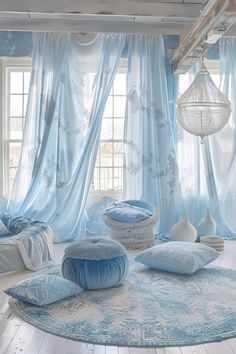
10;95;23;116
114;119;124;140
103;96;113;117
100;142;113;166
114;167;123;190
9;142;22;167
114;142;123;154
24;72;31;93
114;155;123;166
100;168;113;190
114;96;126;117
114;73;126;95
100;155;113;167
100;142;112;156
10;72;23;94
10;118;23;139
101;119;112;140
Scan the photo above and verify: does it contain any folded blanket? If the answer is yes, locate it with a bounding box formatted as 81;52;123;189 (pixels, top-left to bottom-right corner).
14;223;54;271
0;219;54;271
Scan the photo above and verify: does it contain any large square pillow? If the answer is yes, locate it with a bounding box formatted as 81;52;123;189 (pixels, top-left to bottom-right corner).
4;274;83;306
0;219;12;236
135;241;219;274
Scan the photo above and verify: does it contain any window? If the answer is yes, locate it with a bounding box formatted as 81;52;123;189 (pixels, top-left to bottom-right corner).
1;59;127;198
1;58;31;196
90;67;127;193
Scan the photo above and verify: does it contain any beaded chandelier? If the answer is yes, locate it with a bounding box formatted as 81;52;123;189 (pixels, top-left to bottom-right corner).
176;63;231;143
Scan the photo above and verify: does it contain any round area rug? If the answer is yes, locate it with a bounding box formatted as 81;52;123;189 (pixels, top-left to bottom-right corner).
9;262;236;347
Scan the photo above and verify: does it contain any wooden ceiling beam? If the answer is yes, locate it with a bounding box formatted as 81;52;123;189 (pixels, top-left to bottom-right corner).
172;0;236;74
0;1;205;18
0;12;191;34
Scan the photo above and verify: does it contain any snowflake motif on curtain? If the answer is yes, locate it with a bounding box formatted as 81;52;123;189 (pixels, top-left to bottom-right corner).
128;87;170;128
26;147;38;174
127;88;140;113
154;149;179;195
36;160;60;203
124;139;178;195
59;122;88;135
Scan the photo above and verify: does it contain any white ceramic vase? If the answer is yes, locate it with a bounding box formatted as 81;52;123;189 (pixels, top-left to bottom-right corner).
170;216;197;242
196;209;217;242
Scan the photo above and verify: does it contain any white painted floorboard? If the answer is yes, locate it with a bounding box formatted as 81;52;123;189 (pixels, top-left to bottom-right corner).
164;348;182;354
179;344;206;354
0;241;236;354
227;338;236;354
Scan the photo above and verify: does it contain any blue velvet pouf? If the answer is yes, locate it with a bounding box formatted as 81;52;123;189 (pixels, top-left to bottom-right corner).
62;237;129;290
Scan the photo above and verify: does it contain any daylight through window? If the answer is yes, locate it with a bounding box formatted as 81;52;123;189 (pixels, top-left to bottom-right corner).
91;71;127;192
4;64;31;194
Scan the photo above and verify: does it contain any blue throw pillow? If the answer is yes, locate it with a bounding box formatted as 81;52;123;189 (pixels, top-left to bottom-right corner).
135;241;219;275
0;211;11;226
0;219;12;236
103;201;153;223
7;216;31;234
4;274;83;306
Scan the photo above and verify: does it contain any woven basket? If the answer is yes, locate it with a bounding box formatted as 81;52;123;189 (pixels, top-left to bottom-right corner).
103;201;160;250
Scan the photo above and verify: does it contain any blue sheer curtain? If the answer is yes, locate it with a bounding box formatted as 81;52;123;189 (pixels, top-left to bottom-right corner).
8;32;126;242
123;35;181;233
176;46;236;238
176;62;209;227
201;37;236;238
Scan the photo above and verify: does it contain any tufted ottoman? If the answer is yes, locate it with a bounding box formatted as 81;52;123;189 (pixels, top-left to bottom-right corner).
61;237;129;290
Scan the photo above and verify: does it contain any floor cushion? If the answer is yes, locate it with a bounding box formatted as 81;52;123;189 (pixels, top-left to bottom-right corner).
62;237;129;290
103;200;160;250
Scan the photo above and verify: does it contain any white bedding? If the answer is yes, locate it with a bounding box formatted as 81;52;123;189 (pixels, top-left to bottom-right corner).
0;239;26;273
0;223;55;273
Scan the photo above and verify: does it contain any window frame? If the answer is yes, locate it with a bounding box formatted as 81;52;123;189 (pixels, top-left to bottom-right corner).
1;57;32;197
0;57;127;203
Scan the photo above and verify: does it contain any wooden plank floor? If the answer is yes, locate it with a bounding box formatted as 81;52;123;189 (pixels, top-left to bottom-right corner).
1;241;236;354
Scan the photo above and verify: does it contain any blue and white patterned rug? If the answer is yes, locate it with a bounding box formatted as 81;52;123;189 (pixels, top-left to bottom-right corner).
9;262;236;347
